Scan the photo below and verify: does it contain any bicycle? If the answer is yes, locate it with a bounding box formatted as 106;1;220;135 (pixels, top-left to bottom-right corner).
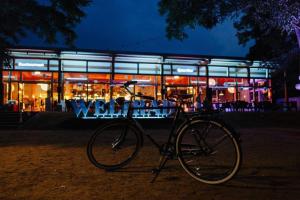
87;81;242;184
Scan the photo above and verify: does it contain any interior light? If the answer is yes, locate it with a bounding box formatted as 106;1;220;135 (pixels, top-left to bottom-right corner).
3;75;16;79
228;87;235;94
66;77;88;81
191;80;206;84
208;78;216;86
219;91;224;96
33;71;41;75
19;62;44;67
38;84;48;91
132;79;151;82
177;68;194;73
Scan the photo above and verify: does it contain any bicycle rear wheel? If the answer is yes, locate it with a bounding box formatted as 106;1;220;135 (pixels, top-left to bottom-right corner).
176;119;241;184
87;120;142;171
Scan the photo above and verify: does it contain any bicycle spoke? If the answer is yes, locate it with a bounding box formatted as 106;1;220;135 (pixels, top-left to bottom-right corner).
87;122;141;170
177;119;241;184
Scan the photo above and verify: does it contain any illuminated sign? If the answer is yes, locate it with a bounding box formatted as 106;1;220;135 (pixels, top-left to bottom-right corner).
223;81;244;86
177;68;194;73
18;62;45;67
71;99;175;119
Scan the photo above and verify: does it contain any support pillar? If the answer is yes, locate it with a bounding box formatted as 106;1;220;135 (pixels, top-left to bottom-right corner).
0;57;3;107
57;59;63;103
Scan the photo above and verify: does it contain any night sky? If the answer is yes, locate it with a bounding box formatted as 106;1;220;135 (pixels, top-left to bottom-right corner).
20;0;253;57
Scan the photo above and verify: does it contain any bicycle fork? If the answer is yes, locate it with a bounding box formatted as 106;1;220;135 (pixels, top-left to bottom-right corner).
150;154;169;183
150;143;175;183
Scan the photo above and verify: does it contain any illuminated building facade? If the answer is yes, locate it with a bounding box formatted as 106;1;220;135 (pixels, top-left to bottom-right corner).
1;47;274;112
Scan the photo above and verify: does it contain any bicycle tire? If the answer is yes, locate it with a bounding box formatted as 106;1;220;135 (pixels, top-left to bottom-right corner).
87;120;142;171
176;119;241;184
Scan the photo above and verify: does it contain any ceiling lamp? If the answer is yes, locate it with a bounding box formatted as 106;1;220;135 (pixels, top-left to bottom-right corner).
33;71;41;75
227;87;235;94
219;91;224;96
208;78;216;86
39;84;48;91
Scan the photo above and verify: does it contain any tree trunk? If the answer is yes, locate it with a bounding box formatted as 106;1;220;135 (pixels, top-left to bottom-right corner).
283;70;289;108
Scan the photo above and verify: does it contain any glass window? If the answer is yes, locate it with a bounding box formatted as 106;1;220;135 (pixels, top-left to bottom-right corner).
15;59;48;71
22;71;52;82
49;60;59;71
254;79;269;87
63;73;88;101
199;66;206;76
64;82;88;101
88;83;110;101
133;75;157;85
3;71;20;81
229;67;248;77
165;76;189;85
173;65;197;76
88;61;111;73
135;85;156;99
114;74;134;85
189;77;206;86
53;72;59;82
88;74;110;84
139;63;161;75
3;59;13;70
250;68;268;78
63;73;87;82
210;77;249;88
114;63;137;74
208;66;228;77
62;60;87;72
163;65;171;75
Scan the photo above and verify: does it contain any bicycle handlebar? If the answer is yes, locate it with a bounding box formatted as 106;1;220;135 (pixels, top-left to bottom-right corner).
123;80;155;100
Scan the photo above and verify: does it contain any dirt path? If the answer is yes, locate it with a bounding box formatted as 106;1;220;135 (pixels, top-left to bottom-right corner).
0;127;299;200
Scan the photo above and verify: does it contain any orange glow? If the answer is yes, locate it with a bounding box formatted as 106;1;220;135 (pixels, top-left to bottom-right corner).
22;71;52;81
88;74;110;83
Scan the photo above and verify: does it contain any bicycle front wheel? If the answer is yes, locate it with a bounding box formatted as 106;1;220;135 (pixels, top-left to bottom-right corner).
87;120;142;171
176;119;241;184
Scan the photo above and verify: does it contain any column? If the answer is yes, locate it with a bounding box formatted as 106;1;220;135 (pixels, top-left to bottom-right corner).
110;54;115;100
57;59;63;103
0;57;3;106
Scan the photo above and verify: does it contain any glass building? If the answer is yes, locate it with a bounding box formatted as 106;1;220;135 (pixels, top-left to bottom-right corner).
1;48;275;112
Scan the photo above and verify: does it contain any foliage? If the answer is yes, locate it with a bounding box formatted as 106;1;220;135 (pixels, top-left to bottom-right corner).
0;0;90;62
158;0;300;59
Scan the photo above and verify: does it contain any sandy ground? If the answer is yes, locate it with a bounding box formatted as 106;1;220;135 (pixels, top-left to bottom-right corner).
0;126;300;200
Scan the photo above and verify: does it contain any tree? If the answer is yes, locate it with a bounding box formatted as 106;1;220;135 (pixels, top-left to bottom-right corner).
0;0;90;106
159;0;300;104
158;0;300;57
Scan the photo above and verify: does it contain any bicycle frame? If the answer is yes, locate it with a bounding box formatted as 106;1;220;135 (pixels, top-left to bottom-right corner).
87;82;242;184
124;93;192;154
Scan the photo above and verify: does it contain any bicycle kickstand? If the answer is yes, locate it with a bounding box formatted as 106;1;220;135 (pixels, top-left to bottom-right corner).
150;155;168;183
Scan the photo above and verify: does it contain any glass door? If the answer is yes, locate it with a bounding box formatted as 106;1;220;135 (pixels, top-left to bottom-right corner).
21;83;51;112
